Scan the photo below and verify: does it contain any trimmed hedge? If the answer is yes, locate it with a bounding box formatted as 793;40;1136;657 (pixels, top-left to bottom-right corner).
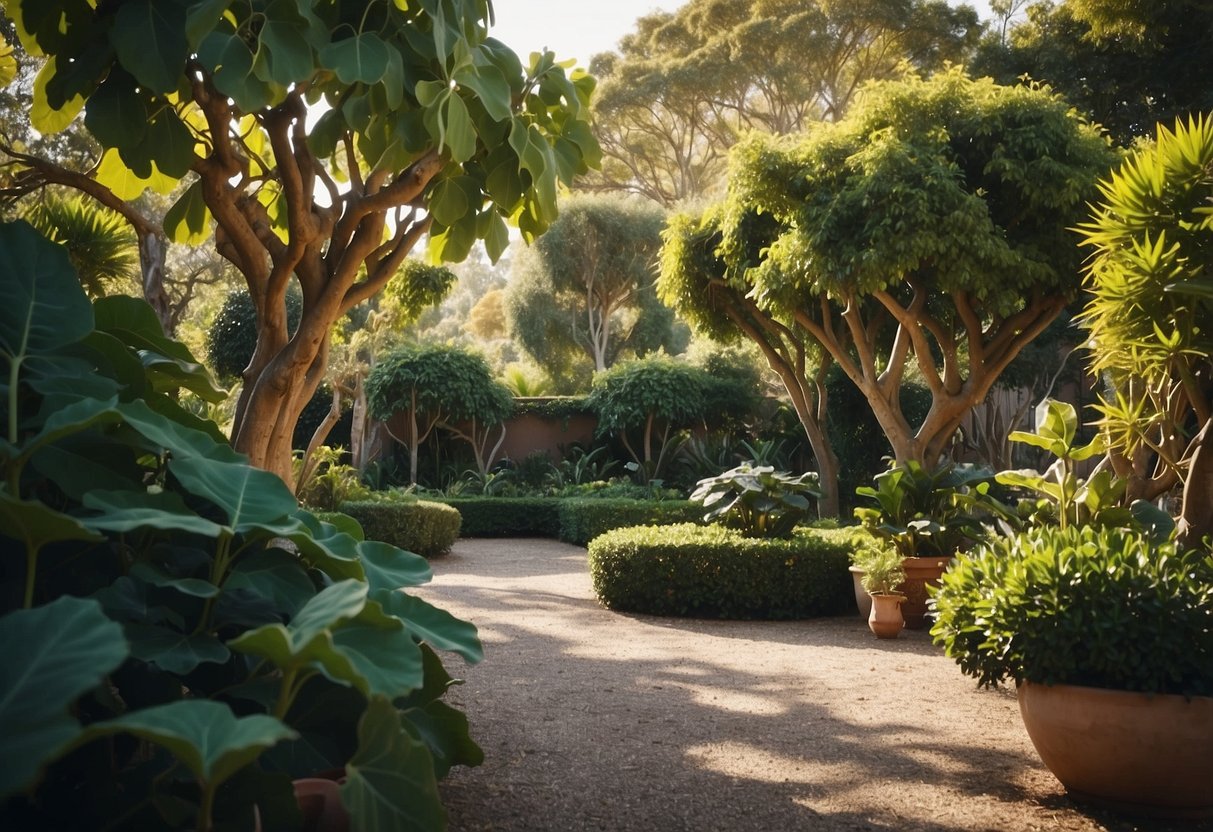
337;498;462;558
433;497;562;537
588;524;860;619
557;498;704;546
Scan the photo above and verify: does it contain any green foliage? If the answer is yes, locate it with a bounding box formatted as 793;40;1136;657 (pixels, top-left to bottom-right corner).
690;464;821;539
0;222;480;830
587;355;711;480
512;396;594;421
931;526;1213;696
854;461;996;558
338;499;462;559
557;499;705;546
974;0;1213;144
9;0;600;475
22;195;137;298
295;445;372;511
367;344;513;427
433;497;563;538
589;0;980;204
505;193;680;379
547;445;619;487
850;540;906;595
660;67;1115;468
1075;115;1213;520
588;524;857;618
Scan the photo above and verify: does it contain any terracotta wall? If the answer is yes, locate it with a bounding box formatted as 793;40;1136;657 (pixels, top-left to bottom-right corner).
382;409;599;467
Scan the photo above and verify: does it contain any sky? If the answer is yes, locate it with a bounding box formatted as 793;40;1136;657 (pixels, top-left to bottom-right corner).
488;1;998;70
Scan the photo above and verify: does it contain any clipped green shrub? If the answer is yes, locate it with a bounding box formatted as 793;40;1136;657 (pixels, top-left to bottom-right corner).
588;524;858;618
558;498;704;546
435;497;563;537
339;498;462;558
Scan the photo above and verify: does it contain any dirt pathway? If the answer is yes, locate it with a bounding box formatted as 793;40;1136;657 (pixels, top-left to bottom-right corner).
418;538;1206;832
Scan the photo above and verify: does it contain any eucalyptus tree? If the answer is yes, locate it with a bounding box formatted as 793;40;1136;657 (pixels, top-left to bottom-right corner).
660;69;1114;510
588;0;981;205
505;192;682;383
5;0;599;485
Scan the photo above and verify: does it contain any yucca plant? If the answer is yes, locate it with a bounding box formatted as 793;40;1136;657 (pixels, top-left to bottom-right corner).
1075;114;1213;546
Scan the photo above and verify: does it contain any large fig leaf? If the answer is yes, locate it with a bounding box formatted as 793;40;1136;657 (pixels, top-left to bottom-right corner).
88;700;297;788
400;699;483;779
375;591;483;664
125;623;229;675
229;580;368;667
224;549;317;620
327;602;425;699
0;597;129;798
358;541;432;592
342;696;446;832
0;220;93;365
0;489;103;556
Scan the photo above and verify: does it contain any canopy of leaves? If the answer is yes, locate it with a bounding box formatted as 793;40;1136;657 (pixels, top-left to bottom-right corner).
587;0;981;204
973;0;1213;145
587;355;710;436
505;192;682;382
365;343;513;426
207;289;303;381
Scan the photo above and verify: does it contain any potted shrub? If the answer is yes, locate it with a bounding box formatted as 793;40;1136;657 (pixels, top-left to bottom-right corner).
850;542;907;639
853;461;994;628
931;525;1213;816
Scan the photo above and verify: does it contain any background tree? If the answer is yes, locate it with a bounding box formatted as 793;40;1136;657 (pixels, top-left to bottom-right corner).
661;68;1115;502
973;0;1213;145
587;355;712;482
588;0;981;205
366;344;514;485
1076;115;1213;547
505;193;684;388
8;0;599;485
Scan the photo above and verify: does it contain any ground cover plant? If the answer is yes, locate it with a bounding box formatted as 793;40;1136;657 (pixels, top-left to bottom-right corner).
0;222;482;830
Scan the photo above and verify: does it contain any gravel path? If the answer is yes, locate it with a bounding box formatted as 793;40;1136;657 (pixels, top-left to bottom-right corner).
417;538;1208;832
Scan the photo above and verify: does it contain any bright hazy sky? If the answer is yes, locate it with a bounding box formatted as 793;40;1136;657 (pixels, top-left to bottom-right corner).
489;1;998;70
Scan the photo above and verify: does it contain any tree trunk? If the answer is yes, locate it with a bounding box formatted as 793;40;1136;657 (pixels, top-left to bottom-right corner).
1178;416;1213;551
137;230;174;336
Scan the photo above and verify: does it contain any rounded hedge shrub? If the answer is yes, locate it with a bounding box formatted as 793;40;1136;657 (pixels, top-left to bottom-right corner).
588;523;858;618
338;498;462;558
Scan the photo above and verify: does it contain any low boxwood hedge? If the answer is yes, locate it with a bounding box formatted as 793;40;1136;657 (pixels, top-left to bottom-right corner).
337;498;462;557
587;523;859;619
433;497;563;537
557;498;705;546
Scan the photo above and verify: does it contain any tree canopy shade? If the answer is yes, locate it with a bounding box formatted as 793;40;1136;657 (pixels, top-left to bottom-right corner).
7;0;599;485
659;68;1115;513
587;0;981;205
1075;115;1213;547
973;0;1213;145
505;193;684;385
365;344;513;484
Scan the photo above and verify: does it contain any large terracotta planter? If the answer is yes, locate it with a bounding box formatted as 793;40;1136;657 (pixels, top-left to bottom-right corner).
1017;681;1213;818
899;555;950;630
848;566;872;619
293;777;351;832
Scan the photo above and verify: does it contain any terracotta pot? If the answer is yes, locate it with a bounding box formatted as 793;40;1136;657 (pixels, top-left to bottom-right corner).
293;777;351;832
848;566;872;619
867;593;904;639
899;555;950;630
1017;681;1213;818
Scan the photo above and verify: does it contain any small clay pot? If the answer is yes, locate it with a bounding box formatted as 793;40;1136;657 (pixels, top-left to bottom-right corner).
867;592;905;639
293;777;350;832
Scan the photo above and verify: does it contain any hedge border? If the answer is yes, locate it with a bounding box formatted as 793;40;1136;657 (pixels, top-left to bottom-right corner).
587;524;861;619
336;498;462;557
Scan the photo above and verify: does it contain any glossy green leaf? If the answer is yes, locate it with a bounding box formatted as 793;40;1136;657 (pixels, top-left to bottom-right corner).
81;489;225;538
320;33;390;85
0;220;94;369
167;454;298;532
358;541;432;592
111;0;189;94
164;181;213;246
129;561;220;599
341;696;445;832
90;700;296;787
185;0;231;49
375;591;483;663
228;580;368;667
454;62;511;122
83;69;147;150
224;549;317;620
0;597;128;799
327;604;425;698
0;490;103;556
259;18;316;86
125;624;229;675
401;700;483;779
